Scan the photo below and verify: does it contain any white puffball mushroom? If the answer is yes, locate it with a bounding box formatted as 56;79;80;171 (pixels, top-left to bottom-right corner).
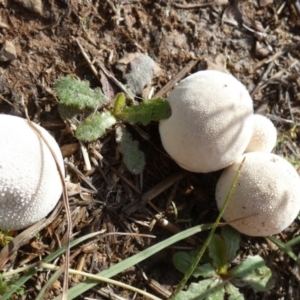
216;152;300;237
245;114;277;153
159;70;254;173
0;114;64;231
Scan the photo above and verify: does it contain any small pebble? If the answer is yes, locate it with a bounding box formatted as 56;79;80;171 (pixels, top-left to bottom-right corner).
0;40;17;62
12;0;43;16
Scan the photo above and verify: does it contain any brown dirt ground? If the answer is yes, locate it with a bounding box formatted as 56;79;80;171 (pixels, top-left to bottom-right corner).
1;0;300;299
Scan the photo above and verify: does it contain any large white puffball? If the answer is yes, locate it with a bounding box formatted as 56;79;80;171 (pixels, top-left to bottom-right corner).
216;152;300;236
159;70;254;173
0;114;64;231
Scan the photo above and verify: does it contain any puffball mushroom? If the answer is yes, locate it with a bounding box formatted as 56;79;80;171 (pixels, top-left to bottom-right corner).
159;70;254;173
0;114;64;231
245;114;277;153
216;152;300;237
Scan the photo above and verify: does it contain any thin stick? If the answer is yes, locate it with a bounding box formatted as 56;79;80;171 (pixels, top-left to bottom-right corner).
64;161;97;191
173;2;215;8
79;141;92;171
22;99;71;300
0;203;62;269
123;170;188;215
96;61;135;100
250;62;273;97
152;59;199;98
254;42;300;70
73;37;100;82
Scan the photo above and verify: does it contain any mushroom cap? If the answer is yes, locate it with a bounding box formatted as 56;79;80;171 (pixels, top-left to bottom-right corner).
245;114;277;153
159;70;254;173
216;152;300;236
0;114;64;231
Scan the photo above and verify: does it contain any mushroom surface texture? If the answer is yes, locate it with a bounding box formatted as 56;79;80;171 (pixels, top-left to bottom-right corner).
159;70;254;173
216;152;300;236
0;114;64;231
245;114;277;153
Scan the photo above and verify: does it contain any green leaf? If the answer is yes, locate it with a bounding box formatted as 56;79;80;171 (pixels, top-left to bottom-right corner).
221;226;241;263
115;126;145;174
208;235;228;275
55;76;109;119
75;111;116;141
173;252;193;274
112;93;126;115
195;263;218;279
172;278;225;300
58;104;84;120
115;98;171;125
229;255;274;292
225;282;244;300
173;252;216;279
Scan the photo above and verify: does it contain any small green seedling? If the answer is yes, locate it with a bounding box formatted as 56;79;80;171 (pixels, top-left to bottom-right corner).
55;77;170;174
0;274;24;297
0;231;13;247
172;226;274;300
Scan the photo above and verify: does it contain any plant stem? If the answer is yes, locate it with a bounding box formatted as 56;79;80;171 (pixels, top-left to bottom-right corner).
171;158;245;297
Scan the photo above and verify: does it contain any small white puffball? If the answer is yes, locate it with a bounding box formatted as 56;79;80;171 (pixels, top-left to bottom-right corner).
159;70;254;173
216;152;300;237
0;114;64;231
245;114;277;153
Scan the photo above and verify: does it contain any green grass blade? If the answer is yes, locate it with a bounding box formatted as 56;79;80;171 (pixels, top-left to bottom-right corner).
1;231;105;300
171;157;245;298
285;235;300;248
36;268;62;300
267;236;300;266
53;223;213;300
41;262;161;300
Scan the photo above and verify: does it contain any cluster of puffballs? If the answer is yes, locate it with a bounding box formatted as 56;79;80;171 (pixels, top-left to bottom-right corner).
1;70;300;237
159;70;300;237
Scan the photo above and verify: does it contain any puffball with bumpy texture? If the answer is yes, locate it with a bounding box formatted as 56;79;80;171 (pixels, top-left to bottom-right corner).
0;114;64;231
159;70;254;173
216;152;300;237
245;114;277;153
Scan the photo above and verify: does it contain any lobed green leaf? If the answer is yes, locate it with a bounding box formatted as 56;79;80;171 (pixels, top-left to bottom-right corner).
195;263;218;279
229;255;274;292
75;111;116;141
172;278;225;300
225;282;245;300
173;252;217;279
55;76;109;119
115;126;145;174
